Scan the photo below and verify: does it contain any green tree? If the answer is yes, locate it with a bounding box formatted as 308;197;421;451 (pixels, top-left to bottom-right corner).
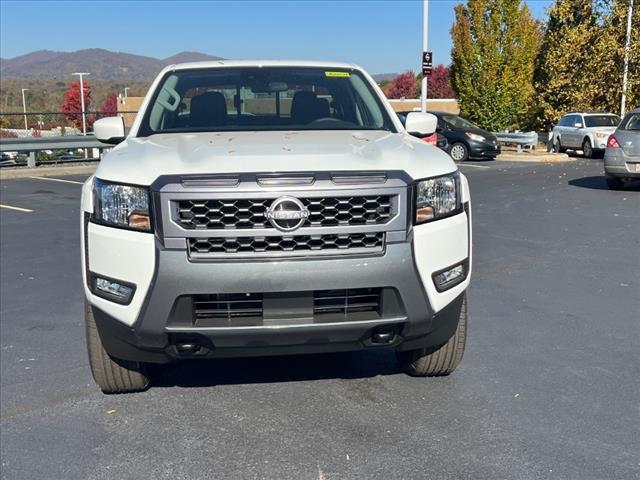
450;0;541;131
593;0;639;115
534;0;601;128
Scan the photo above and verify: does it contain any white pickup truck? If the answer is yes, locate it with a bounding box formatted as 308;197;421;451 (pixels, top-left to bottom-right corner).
82;61;472;393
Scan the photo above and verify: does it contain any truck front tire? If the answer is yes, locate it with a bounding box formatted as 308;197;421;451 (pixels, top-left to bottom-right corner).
85;300;151;394
397;294;467;376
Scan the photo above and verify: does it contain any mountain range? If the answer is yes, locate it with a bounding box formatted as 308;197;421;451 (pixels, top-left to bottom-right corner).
0;48;396;82
0;49;225;80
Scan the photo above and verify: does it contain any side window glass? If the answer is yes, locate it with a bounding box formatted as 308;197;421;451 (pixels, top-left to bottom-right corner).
622;113;640;131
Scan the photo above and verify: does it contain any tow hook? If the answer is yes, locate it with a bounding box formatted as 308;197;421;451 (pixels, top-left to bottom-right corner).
371;330;396;344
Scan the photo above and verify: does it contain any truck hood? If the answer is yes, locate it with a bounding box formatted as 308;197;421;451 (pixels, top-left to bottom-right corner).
95;130;457;186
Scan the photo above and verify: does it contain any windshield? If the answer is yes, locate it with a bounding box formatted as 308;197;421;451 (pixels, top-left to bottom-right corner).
137;67;396;136
440;113;478;130
584;115;620;128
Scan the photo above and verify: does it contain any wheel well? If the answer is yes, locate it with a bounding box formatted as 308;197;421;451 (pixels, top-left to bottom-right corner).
583;136;592;145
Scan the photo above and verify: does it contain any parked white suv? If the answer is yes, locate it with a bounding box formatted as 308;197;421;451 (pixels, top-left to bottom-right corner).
551;112;621;158
82;61;472;393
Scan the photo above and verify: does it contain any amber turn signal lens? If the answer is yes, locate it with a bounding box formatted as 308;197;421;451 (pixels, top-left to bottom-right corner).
416;206;434;223
128;213;151;231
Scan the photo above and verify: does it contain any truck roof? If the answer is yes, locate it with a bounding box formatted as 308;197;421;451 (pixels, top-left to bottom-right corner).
165;59;363;71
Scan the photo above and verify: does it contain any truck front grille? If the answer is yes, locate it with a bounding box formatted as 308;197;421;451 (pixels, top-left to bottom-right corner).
176;195;393;230
188;232;384;257
187;288;387;327
193;293;263;322
313;288;381;316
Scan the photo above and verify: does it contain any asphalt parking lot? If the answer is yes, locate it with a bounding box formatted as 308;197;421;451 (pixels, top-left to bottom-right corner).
0;159;638;480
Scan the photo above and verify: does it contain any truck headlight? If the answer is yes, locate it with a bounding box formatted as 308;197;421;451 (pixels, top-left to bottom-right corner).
414;172;461;224
92;178;151;231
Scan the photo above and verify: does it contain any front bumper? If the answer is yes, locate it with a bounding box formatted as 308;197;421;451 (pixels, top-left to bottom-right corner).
82;173;472;363
90;242;468;363
92;284;465;363
468;140;501;159
84;211;471;363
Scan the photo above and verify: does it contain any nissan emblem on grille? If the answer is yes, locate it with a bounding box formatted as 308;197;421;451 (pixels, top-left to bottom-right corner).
266;196;310;231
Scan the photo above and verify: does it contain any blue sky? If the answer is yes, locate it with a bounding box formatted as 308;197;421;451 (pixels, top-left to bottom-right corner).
0;0;552;73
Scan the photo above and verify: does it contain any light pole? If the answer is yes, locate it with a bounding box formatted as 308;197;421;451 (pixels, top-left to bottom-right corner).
621;0;633;117
72;72;90;135
124;87;130;98
420;0;429;113
21;88;29;130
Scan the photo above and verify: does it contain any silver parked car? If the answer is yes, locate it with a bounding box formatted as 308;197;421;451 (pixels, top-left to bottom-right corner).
604;108;640;190
552;112;621;158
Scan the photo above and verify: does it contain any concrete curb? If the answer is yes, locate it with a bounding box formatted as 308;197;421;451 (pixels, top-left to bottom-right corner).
0;163;97;180
496;152;574;163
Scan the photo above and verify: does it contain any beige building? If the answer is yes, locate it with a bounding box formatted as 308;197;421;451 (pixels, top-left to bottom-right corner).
116;96;460;128
117;97;144;128
387;98;459;114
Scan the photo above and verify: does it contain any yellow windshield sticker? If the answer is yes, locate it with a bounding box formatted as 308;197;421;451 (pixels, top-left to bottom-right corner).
325;71;350;78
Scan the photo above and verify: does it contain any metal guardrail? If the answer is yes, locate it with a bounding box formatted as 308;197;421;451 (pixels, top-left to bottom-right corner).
0;111;137;132
0;135;111;168
0;135;109;152
494;131;539;151
0;110;139;168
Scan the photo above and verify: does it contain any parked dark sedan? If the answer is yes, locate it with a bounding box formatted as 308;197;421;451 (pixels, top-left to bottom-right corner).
431;112;501;161
396;111;449;152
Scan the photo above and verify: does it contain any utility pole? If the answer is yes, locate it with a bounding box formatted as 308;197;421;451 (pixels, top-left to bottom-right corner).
72;72;90;135
621;0;633;117
420;0;429;113
21;88;29;130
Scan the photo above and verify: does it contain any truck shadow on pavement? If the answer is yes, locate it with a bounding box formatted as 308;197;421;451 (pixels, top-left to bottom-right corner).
568;176;640;191
149;350;402;388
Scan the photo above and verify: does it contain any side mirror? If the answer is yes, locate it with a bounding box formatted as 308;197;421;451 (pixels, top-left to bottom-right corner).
94;116;125;144
573;122;583;128
405;112;438;136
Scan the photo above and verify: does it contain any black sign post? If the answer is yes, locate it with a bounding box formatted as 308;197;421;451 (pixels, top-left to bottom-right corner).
422;51;433;76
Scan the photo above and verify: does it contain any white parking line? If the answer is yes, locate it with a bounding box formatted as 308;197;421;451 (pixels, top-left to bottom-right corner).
458;163;491;169
0;204;33;213
28;176;84;185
